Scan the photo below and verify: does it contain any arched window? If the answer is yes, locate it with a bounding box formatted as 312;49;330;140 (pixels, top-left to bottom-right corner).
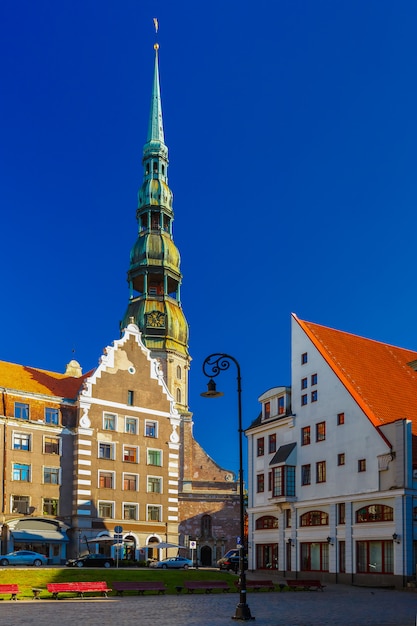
356;504;393;523
176;388;181;403
176;365;182;380
201;514;212;538
255;515;278;530
300;511;329;526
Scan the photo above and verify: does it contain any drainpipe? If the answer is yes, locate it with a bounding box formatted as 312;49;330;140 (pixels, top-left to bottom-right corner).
1;389;7;516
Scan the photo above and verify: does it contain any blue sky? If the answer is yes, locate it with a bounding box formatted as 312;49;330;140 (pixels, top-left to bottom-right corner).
2;1;417;475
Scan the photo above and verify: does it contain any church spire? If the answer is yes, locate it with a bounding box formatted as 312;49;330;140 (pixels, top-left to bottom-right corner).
146;44;165;145
121;34;190;412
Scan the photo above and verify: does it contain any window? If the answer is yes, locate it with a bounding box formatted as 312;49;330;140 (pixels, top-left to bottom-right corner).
316;421;326;442
337;453;345;466
255;516;278;530
301;378;308;390
272;466;296;497
311;390;318;402
201;514;212;538
257;474;265;493
356;504;393;523
145;420;157;438
338;502;346;525
99;442;115;460
45;407;59;425
301;542;329;572
278;396;285;415
125;417;138;434
43;498;59;516
123;446;138;463
301;352;308;365
13;463;30;481
147;505;162;522
12;495;29;514
123;473;138;491
44;436;60;455
103;413;116;431
98;501;114;518
268;433;276;454
337;412;345;425
356;541;393;574
176;365;182;379
147;476;162;493
176;388;181;403
268;470;272;491
300;510;329;526
285;509;292;528
14;402;29;420
316;460;326;483
301;426;311;446
147;449;162;466
311;373;317;385
301;464;311;485
127;390;134;406
123;503;138;520
358;459;366;472
13;433;31;451
257;437;265;456
301;394;308;406
43;467;60;484
99;471;114;489
264;402;270;418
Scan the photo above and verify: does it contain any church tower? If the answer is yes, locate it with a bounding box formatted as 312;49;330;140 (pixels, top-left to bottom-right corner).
121;43;190;413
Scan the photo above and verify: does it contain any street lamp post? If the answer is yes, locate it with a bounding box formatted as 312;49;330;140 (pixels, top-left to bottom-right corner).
201;353;254;621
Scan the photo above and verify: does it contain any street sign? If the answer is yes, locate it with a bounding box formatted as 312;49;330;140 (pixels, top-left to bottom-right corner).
189;540;197;549
114;525;123;534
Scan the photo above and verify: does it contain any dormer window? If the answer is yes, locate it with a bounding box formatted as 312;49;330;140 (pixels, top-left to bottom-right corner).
278;396;285;415
264;402;270;419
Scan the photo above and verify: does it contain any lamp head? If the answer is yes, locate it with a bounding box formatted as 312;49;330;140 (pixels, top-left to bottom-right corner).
200;378;224;398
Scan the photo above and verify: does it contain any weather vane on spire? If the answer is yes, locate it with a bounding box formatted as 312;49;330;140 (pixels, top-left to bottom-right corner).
153;17;159;50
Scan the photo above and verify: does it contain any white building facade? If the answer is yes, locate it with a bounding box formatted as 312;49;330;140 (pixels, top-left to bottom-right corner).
246;314;417;587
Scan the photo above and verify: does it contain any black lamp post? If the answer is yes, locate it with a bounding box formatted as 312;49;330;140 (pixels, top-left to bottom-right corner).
201;353;254;621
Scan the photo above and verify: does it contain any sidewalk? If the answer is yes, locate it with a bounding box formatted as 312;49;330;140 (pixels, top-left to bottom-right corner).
0;585;416;626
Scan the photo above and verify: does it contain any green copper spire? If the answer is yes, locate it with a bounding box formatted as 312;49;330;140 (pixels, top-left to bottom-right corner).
121;40;190;411
147;44;165;145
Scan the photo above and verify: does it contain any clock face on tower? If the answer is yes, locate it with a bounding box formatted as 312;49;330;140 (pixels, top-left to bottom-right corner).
146;310;166;328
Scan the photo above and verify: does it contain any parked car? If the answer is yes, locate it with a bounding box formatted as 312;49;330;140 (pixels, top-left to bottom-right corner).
217;549;247;572
66;553;114;568
0;550;47;567
154;556;193;569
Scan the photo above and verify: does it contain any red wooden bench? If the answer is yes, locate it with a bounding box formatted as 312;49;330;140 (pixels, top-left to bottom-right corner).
184;581;230;594
286;579;325;591
235;579;275;592
112;581;166;595
47;581;111;599
0;584;19;601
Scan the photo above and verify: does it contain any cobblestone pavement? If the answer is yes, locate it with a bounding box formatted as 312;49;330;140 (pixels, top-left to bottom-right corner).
0;586;416;626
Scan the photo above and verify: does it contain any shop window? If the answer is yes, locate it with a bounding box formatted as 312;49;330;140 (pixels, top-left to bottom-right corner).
301;542;329;572
356;540;393;574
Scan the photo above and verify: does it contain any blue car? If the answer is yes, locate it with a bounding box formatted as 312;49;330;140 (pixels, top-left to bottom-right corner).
155;556;193;569
0;550;47;566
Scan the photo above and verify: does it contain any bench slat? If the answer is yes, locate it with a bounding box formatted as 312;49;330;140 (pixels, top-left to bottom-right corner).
0;584;19;601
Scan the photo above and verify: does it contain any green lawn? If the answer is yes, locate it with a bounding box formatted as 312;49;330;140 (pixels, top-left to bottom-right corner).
0;567;239;599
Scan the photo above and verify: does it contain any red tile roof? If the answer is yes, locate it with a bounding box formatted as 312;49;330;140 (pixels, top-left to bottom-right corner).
294;315;417;433
0;359;90;399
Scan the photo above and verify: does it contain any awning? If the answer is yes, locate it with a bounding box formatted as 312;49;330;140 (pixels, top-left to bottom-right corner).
269;442;296;466
12;530;69;542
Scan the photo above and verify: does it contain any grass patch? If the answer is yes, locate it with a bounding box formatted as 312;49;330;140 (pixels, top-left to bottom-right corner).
0;567;238;599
